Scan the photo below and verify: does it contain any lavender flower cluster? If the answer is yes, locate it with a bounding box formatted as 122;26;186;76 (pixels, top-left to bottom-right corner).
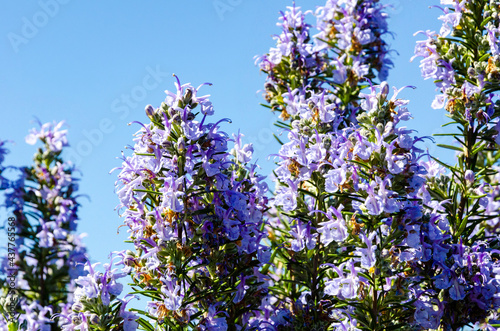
409;0;500;328
263;82;433;329
0;121;88;330
257;0;500;330
4;0;500;330
57;254;138;331
111;77;270;329
256;0;392;126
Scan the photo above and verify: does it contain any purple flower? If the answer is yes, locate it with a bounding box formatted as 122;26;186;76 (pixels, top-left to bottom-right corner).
25;120;68;152
414;297;443;329
74;262;100;300
324;165;347;193
323;261;360;299
464;170;475;184
449;278;466;301
432;94;447;109
160;276;184;311
120;310;139;331
160;176;185;212
404;224;421;248
36;222;55;248
356;232;377;270
434;269;453;289
363;181;383;215
315;205;348;245
233;276;249;304
438;7;462;37
201;304;228;331
231;132;253;164
274;180;298;211
290;221;318;251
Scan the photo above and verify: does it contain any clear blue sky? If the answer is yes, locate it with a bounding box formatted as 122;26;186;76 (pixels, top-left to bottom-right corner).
0;0;449;275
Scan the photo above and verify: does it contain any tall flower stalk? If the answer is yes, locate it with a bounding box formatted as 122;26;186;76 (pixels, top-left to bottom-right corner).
255;1;438;329
112;77;270;330
411;0;500;328
0;121;88;331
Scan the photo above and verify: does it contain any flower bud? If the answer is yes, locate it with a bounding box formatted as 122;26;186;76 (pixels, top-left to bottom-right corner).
89;313;100;325
184;88;193;105
467;67;476;77
464;170;475;184
4;295;18;312
72;315;82;325
72;302;84;312
177;140;185;152
322;136;332;151
380;81;390;99
123;255;136;267
145;104;155;117
384;122;394;136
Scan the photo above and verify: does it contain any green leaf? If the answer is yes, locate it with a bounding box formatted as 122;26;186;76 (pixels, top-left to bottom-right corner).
478;52;490;62
433;133;459;137
441;120;460;127
436;143;463;152
456;214;469;237
273;134;284;145
8;322;17;331
481;16;493;28
472;141;487;155
135;153;156;157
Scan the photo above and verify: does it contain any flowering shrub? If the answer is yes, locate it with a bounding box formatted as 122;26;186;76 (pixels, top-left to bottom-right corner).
3;0;500;330
254;1;434;329
110;77;269;330
409;0;500;328
0;121;87;330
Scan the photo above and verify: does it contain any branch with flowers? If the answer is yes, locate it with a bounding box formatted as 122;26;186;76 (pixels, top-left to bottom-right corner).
0;121;88;331
3;0;500;330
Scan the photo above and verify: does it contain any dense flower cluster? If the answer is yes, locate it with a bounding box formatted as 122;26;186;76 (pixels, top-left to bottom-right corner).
260;81;435;329
256;0;392;126
57;254;138;331
0;297;56;331
257;0;500;330
256;1;431;329
0;121;88;330
409;0;500;329
4;1;500;330
112;77;270;329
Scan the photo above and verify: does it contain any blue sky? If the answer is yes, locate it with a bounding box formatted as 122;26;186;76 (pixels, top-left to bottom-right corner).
0;0;449;277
